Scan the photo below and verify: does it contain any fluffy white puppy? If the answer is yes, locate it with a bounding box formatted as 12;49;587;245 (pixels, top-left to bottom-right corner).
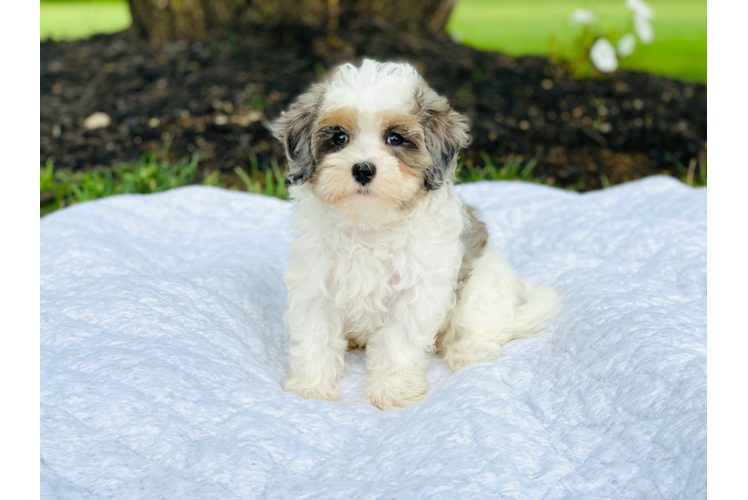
273;60;562;410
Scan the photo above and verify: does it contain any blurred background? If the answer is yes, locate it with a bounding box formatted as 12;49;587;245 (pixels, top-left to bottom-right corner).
40;0;706;216
39;4;748;498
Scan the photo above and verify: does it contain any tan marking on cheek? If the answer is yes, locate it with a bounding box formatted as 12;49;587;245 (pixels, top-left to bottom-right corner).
310;160;357;209
317;107;359;132
390;155;428;211
380;146;423;183
398;160;419;181
393;146;432;176
370;149;425;205
398;183;428;211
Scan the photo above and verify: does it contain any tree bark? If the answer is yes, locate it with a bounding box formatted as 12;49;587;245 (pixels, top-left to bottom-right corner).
127;0;457;44
355;0;456;36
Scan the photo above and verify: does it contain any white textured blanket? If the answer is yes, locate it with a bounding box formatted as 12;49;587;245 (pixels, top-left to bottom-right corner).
40;177;706;499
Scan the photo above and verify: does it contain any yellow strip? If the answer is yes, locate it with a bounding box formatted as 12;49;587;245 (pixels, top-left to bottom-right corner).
706;189;748;256
706;266;748;276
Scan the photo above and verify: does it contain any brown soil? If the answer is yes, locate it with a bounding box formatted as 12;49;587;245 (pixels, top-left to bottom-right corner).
40;20;706;190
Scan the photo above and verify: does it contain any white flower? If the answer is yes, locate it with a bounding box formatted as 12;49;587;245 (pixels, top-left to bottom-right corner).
634;16;654;44
626;0;655;21
617;33;637;57
570;9;597;25
590;38;619;72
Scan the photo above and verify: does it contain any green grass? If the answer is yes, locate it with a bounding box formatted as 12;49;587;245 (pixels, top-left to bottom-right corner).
40;1;131;41
40;151;293;217
41;153;196;216
455;150;705;189
457;153;542;184
39;155;553;218
41;151;704;216
447;0;707;82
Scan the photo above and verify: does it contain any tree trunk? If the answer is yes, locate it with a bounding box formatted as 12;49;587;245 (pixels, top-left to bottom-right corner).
127;0;457;44
355;0;456;37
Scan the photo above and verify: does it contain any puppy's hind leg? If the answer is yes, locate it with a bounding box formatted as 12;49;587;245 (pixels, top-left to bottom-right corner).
440;246;516;371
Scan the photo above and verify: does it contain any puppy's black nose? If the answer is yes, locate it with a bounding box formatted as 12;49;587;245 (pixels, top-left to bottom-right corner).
352;162;376;185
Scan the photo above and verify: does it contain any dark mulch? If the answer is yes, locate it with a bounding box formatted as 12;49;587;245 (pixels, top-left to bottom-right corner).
40;20;706;190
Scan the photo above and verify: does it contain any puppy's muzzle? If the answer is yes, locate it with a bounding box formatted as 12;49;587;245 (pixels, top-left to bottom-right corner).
352;162;376;186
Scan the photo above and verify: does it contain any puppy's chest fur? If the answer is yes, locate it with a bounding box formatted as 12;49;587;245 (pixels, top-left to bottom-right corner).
330;225;441;338
288;188;469;345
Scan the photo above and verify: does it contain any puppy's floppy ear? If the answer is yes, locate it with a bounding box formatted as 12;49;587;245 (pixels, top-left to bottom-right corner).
415;82;471;190
273;84;325;185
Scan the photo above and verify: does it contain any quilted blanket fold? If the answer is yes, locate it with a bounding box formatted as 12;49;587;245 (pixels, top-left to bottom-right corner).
40;177;706;499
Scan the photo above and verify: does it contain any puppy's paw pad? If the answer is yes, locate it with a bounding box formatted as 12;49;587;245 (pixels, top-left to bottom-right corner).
283;377;340;402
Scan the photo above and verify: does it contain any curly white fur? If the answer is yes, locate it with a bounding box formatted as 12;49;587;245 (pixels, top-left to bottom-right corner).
275;60;562;409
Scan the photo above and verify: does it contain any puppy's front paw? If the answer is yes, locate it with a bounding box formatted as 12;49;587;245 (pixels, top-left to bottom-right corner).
283;377;340;402
364;374;428;410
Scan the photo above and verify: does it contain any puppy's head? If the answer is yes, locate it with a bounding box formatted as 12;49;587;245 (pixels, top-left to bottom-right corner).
274;60;470;217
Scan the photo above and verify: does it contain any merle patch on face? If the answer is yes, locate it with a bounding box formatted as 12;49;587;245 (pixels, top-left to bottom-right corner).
272;83;326;185
413;82;471;190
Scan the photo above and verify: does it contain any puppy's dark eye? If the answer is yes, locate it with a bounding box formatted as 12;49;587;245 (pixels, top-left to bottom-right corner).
386;132;404;146
332;132;348;146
